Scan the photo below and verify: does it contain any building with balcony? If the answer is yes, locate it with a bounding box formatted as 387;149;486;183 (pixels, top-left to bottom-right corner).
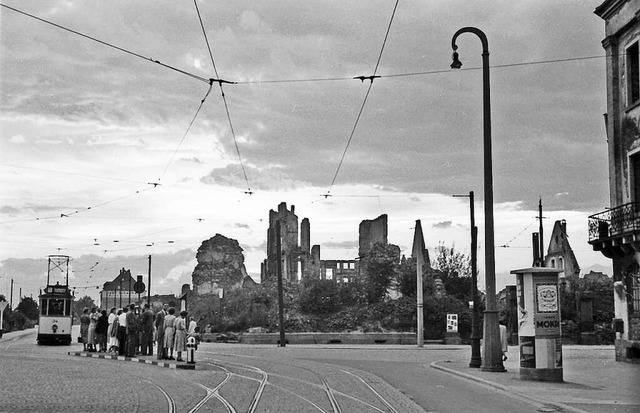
591;0;640;362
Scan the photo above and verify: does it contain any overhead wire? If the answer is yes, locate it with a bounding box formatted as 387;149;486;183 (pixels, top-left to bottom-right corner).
158;82;214;182
0;4;209;85
193;0;252;195
324;0;399;198
0;185;157;224
0;163;152;185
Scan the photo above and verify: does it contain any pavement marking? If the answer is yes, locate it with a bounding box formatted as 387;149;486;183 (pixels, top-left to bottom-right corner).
68;351;195;370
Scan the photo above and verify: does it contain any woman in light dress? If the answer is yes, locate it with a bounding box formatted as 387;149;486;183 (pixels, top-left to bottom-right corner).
173;311;188;362
107;307;119;353
163;307;176;360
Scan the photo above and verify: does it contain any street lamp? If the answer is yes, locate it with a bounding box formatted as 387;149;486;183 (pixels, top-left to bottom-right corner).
453;191;481;368
450;27;505;372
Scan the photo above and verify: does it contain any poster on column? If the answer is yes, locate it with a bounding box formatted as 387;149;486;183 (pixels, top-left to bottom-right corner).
534;283;560;338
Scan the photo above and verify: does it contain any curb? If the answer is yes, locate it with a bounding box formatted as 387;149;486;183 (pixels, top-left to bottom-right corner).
430;360;588;413
68;351;196;370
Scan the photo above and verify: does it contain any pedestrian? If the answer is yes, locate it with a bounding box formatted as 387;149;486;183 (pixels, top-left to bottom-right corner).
187;326;202;348
188;316;197;335
155;304;168;360
174;311;188;362
79;307;90;351
163;307;176;360
107;308;119;353
117;306;128;356
500;320;508;361
96;309;109;352
140;303;154;356
125;303;138;357
87;307;99;352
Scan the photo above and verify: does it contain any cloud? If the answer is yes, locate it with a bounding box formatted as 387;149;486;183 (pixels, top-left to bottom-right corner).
433;221;454;229
10;134;26;143
322;240;358;249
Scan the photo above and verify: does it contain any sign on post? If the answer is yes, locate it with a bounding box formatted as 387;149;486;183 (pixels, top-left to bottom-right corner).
446;314;459;333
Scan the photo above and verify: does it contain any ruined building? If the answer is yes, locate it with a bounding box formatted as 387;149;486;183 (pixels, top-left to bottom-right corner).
359;214;388;257
192;234;249;295
260;202;389;283
261;202;310;282
544;220;580;280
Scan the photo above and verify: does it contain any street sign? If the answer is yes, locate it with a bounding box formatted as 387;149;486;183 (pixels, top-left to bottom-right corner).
133;281;146;294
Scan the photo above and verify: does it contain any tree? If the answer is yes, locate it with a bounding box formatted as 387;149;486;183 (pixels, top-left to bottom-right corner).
299;278;339;314
16;296;39;320
362;243;401;304
74;296;96;317
432;244;472;302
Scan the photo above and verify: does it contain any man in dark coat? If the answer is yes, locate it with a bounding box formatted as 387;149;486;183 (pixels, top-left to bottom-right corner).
125;303;139;357
140;303;154;355
155;303;168;360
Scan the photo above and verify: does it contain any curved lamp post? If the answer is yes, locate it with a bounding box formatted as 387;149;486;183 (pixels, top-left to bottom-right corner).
450;27;505;372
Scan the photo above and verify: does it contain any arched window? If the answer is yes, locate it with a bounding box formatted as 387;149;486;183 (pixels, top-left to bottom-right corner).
551;259;556;268
559;257;564;269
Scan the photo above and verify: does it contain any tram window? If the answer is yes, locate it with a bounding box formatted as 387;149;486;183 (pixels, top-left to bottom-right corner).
65;299;71;316
41;299;48;315
48;298;65;316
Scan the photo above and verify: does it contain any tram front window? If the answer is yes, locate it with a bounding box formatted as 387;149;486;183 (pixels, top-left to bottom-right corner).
48;298;65;316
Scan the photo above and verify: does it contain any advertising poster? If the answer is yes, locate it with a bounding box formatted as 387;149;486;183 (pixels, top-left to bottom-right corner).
519;336;535;368
534;283;561;338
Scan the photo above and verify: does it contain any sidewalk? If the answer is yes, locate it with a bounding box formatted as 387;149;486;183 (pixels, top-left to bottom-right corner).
431;345;640;413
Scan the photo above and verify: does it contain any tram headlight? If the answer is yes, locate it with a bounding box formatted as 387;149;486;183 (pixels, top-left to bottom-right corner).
52;324;58;333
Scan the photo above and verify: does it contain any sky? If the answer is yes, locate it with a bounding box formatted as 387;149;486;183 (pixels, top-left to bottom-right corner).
0;0;612;304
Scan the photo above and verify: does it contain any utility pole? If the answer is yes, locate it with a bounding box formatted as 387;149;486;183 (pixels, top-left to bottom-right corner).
539;198;544;259
10;279;13;310
276;221;286;347
148;255;152;306
412;220;426;348
454;191;480;367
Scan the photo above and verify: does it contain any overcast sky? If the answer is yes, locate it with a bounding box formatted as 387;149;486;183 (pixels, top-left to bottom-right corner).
0;0;612;303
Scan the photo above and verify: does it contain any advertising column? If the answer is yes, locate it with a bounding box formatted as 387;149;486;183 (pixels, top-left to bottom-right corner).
511;267;563;382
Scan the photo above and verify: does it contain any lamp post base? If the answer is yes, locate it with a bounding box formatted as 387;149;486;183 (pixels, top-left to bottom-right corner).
469;336;482;368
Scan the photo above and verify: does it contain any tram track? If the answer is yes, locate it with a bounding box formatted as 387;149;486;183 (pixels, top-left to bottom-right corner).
200;352;405;413
142;378;176;413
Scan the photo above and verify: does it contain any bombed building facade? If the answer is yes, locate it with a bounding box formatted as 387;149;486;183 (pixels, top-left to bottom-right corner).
260;202;389;283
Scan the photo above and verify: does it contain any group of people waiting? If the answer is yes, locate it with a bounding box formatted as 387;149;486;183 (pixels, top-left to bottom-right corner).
80;303;200;362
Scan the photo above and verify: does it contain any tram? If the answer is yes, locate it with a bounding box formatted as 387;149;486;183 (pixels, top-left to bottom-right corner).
37;255;74;345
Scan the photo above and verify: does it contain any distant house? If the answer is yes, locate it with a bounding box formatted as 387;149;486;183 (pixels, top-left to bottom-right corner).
99;268;137;310
590;0;640;362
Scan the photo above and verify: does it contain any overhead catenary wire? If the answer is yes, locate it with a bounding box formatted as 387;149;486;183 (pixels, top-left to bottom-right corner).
0;185;157;225
159;82;214;182
324;0;399;197
0;4;209;85
193;0;252;195
0;164;152;185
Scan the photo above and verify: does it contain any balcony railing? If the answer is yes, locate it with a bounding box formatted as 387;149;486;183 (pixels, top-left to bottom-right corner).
588;202;640;243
